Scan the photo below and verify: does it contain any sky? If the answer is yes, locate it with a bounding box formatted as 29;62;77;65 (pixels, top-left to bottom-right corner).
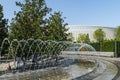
0;0;120;27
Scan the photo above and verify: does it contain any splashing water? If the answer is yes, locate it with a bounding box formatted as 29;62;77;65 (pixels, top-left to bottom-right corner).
0;38;96;80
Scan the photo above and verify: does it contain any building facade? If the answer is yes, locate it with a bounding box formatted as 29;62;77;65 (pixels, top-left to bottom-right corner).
67;25;116;42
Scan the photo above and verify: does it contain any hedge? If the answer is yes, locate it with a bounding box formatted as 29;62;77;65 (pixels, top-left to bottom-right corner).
89;40;120;57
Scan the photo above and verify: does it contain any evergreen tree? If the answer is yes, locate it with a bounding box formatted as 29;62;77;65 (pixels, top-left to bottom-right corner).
0;4;8;44
85;34;90;43
47;12;68;41
0;4;8;55
67;32;73;41
9;0;51;40
8;0;69;57
9;0;69;41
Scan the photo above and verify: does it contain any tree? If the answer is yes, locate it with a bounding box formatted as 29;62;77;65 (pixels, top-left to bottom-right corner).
115;26;120;41
9;0;51;40
0;4;8;55
85;34;90;43
93;28;105;42
67;32;74;41
46;11;68;41
8;0;69;57
0;4;8;44
9;0;69;41
93;28;105;51
77;33;90;43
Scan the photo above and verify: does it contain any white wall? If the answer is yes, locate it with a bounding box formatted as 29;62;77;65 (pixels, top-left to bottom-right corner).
67;25;115;42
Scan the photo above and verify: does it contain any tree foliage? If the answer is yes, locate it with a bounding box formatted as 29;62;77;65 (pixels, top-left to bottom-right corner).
9;0;69;41
9;0;51;40
90;39;115;52
93;28;105;42
115;26;120;41
0;4;8;44
77;33;90;43
47;12;68;41
0;4;8;55
67;32;73;41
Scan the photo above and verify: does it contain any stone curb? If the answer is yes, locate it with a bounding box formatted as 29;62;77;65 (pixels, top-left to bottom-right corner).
72;59;106;80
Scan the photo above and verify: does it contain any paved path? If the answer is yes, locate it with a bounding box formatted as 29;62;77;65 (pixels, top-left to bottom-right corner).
72;60;106;80
72;56;119;80
93;60;118;80
61;56;120;80
99;57;120;80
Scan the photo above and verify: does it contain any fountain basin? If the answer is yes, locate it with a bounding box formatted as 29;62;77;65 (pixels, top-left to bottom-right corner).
0;59;97;80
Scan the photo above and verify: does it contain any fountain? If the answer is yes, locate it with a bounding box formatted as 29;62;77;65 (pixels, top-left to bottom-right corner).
0;38;118;80
65;42;96;51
